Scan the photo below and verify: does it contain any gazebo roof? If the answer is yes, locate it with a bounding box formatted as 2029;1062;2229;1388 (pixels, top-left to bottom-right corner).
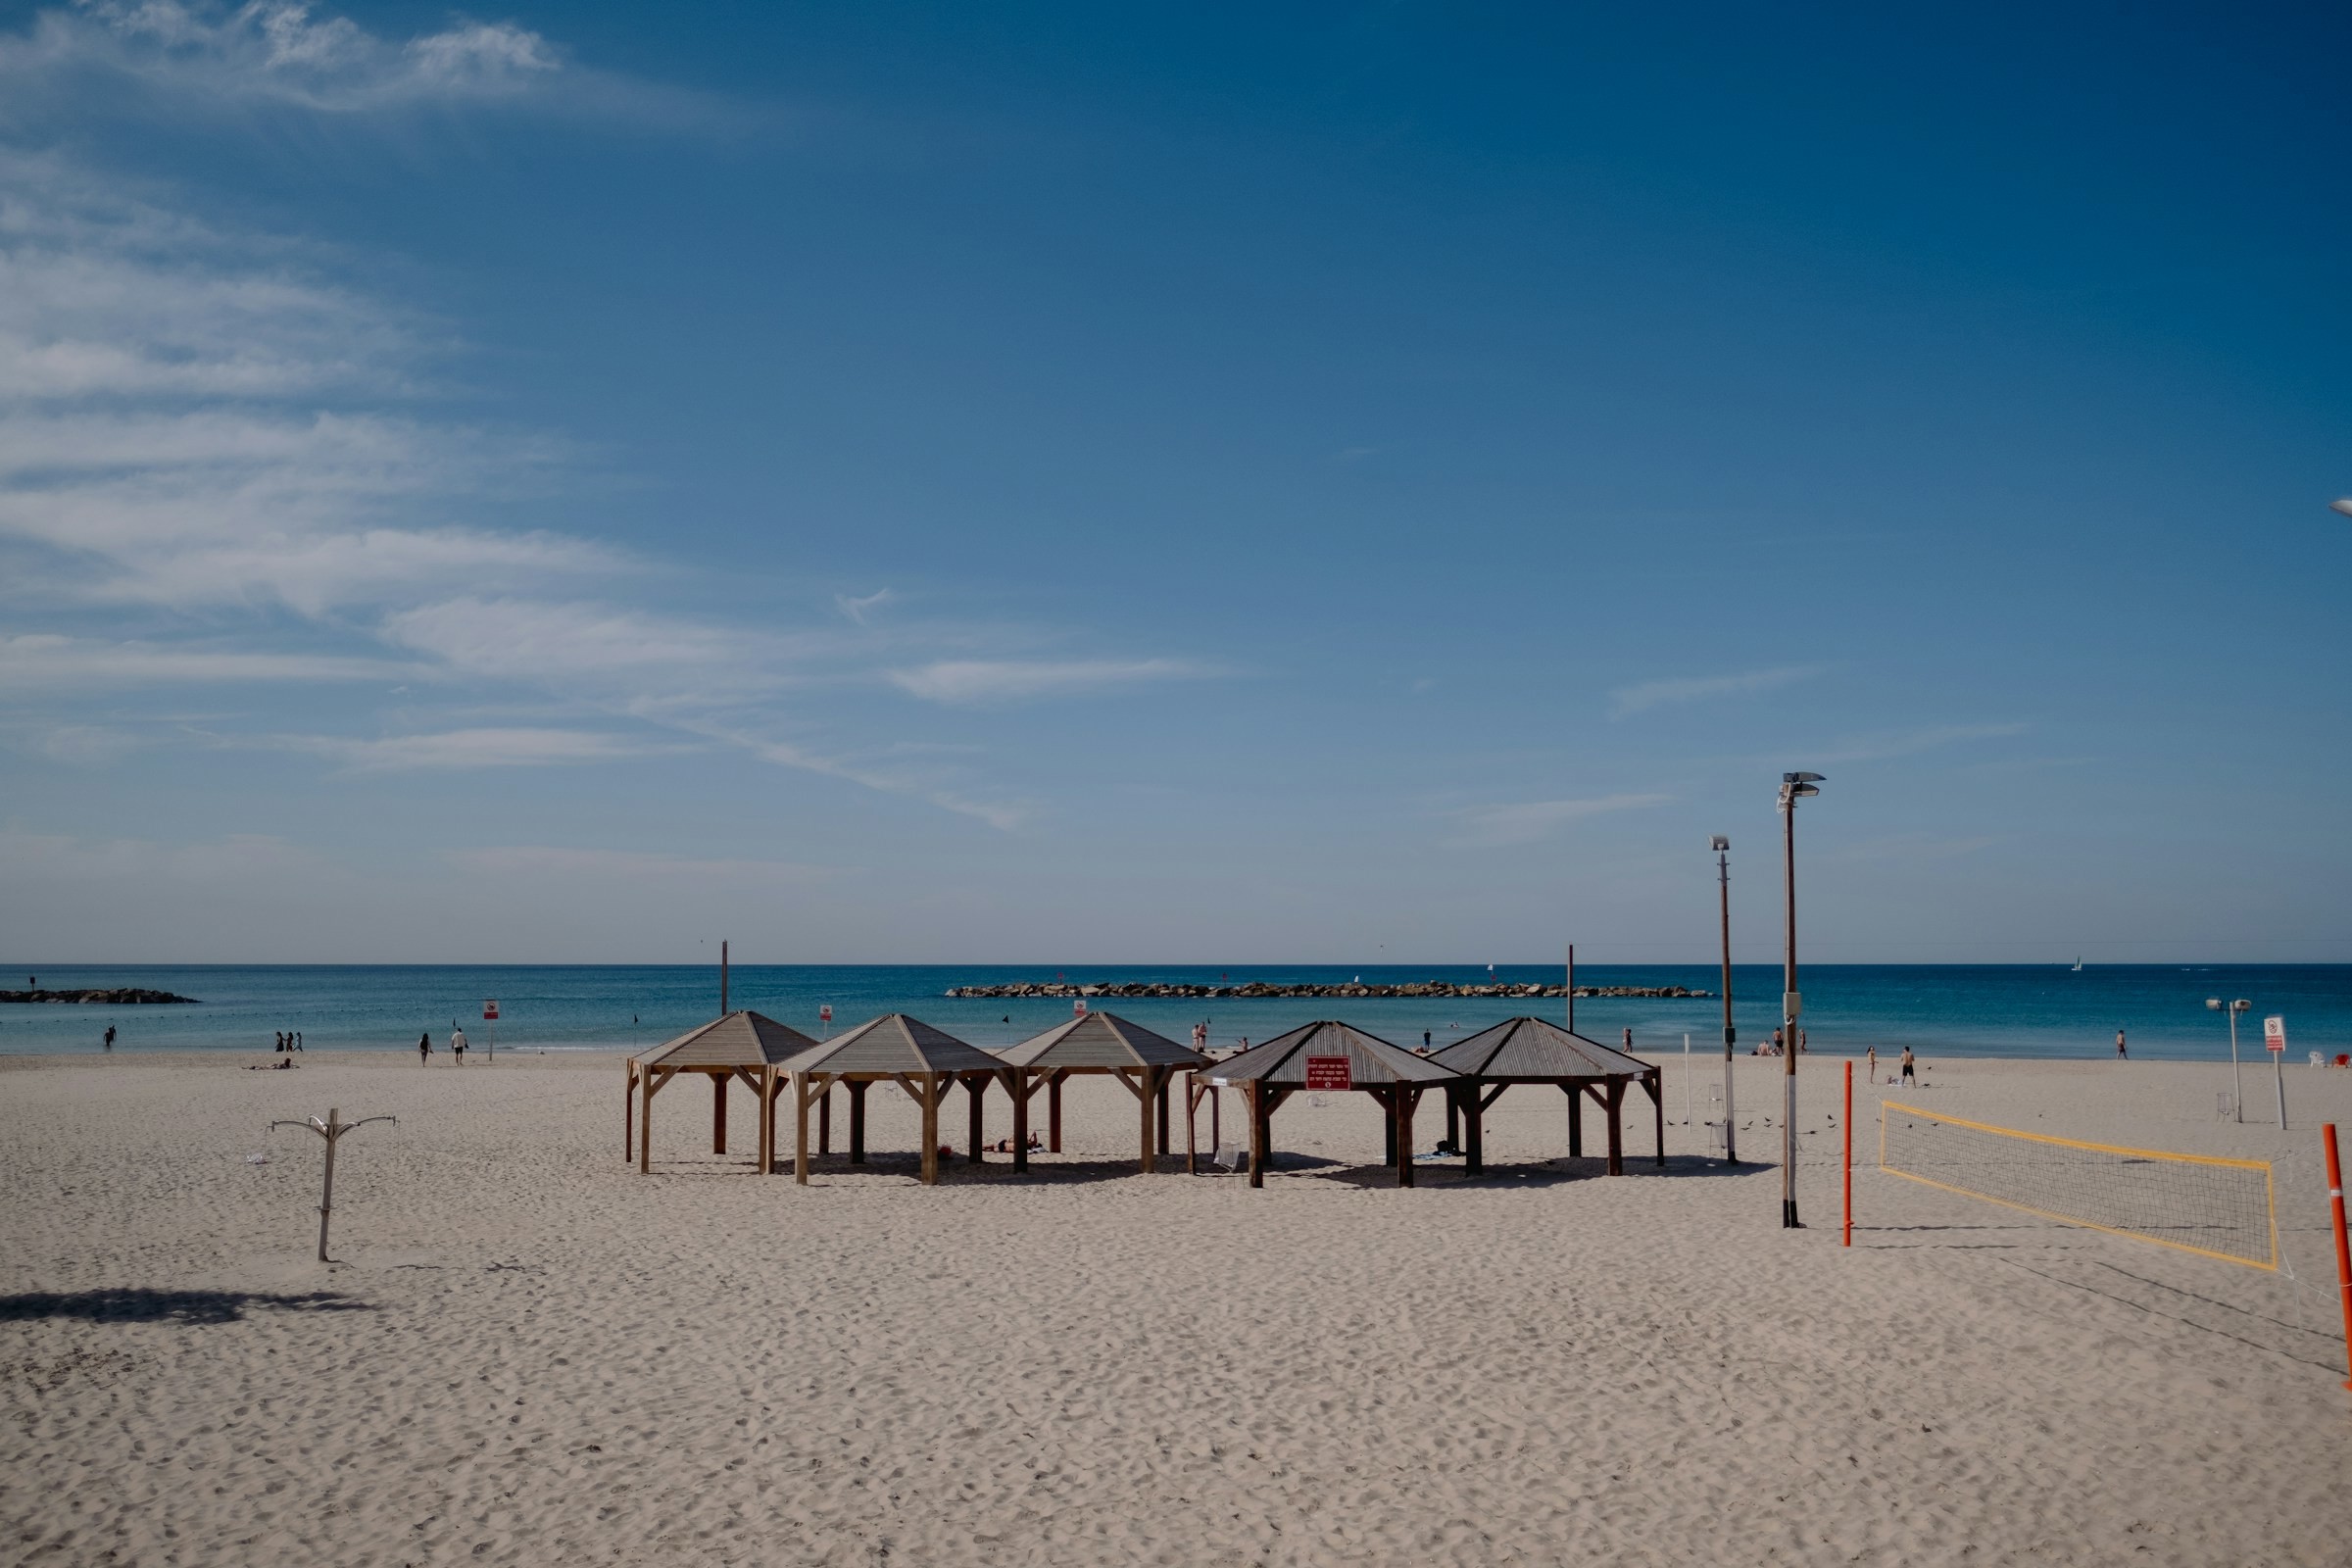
778;1013;1002;1076
1430;1016;1649;1079
998;1011;1209;1070
1203;1020;1459;1087
638;1010;818;1069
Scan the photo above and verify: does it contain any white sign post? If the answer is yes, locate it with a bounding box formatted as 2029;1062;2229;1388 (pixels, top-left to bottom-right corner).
483;999;498;1061
2264;1015;2288;1130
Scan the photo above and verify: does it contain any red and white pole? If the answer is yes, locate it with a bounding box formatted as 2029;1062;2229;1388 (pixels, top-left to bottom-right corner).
2324;1123;2352;1392
1841;1059;1853;1248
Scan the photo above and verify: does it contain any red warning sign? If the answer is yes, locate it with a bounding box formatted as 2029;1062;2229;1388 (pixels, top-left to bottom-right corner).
1304;1055;1352;1091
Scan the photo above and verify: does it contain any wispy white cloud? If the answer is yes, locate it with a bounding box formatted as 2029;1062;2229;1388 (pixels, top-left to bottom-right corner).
835;587;893;624
378;598;781;688
1611;664;1824;718
0;632;412;688
288;726;666;773
1447;792;1671;849
887;658;1212;706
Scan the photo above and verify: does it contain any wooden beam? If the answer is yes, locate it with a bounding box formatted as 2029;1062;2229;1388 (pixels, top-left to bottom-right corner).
756;1065;771;1176
712;1070;728;1154
966;1072;987;1164
1465;1084;1485;1174
1567;1081;1584;1159
818;1083;832;1156
1183;1070;1198;1174
638;1059;654;1174
1479;1083;1509;1113
1155;1073;1171;1156
1605;1077;1626;1176
624;1058;636;1161
1049;1070;1064;1153
1397;1086;1419;1188
848;1079;867;1164
1111;1067;1146;1102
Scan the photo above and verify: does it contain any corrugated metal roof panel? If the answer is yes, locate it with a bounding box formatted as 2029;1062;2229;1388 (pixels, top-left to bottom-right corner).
638;1010;819;1068
777;1013;1002;1075
1203;1020;1459;1086
998;1011;1209;1070
1429;1016;1648;1079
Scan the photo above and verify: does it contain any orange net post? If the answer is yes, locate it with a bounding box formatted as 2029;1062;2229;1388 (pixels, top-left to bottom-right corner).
1841;1059;1852;1248
2325;1124;2352;1393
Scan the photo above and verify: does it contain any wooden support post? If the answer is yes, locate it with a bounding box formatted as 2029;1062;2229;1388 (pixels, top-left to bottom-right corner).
1184;1071;1198;1174
1248;1080;1267;1188
1567;1082;1584;1159
624;1059;635;1161
1210;1078;1221;1154
1155;1073;1171;1156
819;1086;832;1155
712;1071;728;1154
639;1063;655;1173
849;1080;867;1163
1446;1089;1460;1150
1396;1088;1418;1188
1049;1071;1064;1152
1465;1086;1485;1173
1011;1070;1030;1172
1605;1078;1626;1176
967;1073;987;1164
764;1067;782;1175
1138;1066;1157;1174
1651;1069;1666;1168
794;1073;810;1185
756;1066;771;1176
919;1077;942;1186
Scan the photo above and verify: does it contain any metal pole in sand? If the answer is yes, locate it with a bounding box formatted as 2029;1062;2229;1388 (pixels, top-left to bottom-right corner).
2323;1123;2352;1392
270;1107;396;1262
1712;836;1737;1164
1779;771;1823;1230
1842;1059;1852;1248
1683;1033;1691;1125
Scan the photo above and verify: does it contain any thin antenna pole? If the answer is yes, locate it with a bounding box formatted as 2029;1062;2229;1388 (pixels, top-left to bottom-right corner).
1718;845;1738;1165
1566;944;1575;1034
720;939;729;1017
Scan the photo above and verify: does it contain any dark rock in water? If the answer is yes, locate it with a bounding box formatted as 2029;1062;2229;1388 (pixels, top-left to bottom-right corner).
941;980;1708;1001
0;988;202;1004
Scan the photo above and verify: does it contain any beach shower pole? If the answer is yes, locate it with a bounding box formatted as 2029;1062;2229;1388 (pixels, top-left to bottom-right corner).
1841;1059;1852;1247
1712;836;1737;1164
2209;998;2249;1121
1684;1033;1691;1124
1779;772;1823;1229
270;1107;395;1262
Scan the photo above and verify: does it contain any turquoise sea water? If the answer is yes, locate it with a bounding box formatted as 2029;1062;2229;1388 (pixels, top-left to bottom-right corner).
2;963;2348;1062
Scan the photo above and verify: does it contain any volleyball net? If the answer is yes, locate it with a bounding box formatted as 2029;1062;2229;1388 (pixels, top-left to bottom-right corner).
1878;1103;2278;1270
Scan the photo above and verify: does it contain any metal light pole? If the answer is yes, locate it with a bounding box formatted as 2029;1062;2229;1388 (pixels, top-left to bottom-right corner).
1778;771;1824;1229
2207;997;2250;1122
1711;835;1738;1165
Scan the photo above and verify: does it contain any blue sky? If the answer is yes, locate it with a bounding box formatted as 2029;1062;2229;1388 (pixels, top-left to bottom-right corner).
0;0;2346;963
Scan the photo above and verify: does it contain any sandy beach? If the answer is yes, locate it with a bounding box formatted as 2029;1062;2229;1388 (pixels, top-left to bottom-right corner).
3;1049;2347;1566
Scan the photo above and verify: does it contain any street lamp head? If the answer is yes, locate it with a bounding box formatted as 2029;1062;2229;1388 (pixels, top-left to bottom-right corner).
2233;998;2252;1012
1709;835;1730;852
1784;771;1826;785
2207;998;2223;1010
2331;498;2352;518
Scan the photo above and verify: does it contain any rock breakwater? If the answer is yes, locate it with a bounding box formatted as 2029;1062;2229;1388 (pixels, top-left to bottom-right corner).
0;988;202;1004
944;980;1708;1001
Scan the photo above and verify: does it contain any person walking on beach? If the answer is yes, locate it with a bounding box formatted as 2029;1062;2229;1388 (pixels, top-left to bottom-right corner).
418;1031;431;1064
2115;1027;2128;1059
1866;1044;1878;1083
451;1025;466;1065
1623;1027;1634;1053
1899;1046;1915;1084
294;1031;302;1052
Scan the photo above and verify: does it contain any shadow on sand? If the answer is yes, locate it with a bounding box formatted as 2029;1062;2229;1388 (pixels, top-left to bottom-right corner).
0;1288;376;1326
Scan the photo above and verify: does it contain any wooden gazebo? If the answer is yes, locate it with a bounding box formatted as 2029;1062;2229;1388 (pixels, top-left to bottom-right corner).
774;1014;1007;1186
995;1011;1209;1174
1202;1020;1461;1188
626;1010;817;1175
1429;1016;1663;1175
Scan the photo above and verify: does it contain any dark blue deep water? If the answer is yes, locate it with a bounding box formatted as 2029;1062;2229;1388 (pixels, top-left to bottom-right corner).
2;963;2347;1062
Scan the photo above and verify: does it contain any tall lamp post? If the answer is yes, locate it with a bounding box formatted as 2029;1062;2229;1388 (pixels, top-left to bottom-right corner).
2330;498;2352;518
1711;835;1738;1164
2207;997;2251;1122
1778;770;1824;1229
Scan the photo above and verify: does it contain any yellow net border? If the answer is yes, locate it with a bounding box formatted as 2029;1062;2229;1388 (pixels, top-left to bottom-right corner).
1879;1102;2278;1271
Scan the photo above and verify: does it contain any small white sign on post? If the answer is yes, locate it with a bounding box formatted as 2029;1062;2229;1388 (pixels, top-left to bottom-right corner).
1073;1000;1088;1016
2264;1015;2286;1054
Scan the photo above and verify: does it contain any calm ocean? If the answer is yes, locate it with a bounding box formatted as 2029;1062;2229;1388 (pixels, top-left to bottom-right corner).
2;963;2348;1062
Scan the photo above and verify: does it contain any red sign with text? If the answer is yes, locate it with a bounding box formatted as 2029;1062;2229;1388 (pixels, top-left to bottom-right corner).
2264;1015;2286;1053
482;1000;499;1020
1304;1055;1352;1091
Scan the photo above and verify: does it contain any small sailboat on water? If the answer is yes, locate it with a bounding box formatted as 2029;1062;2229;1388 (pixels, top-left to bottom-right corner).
2071;956;2083;971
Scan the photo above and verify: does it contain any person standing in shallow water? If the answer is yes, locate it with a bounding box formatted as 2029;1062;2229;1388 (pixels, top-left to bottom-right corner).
103;1025;115;1051
2116;1028;2128;1059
